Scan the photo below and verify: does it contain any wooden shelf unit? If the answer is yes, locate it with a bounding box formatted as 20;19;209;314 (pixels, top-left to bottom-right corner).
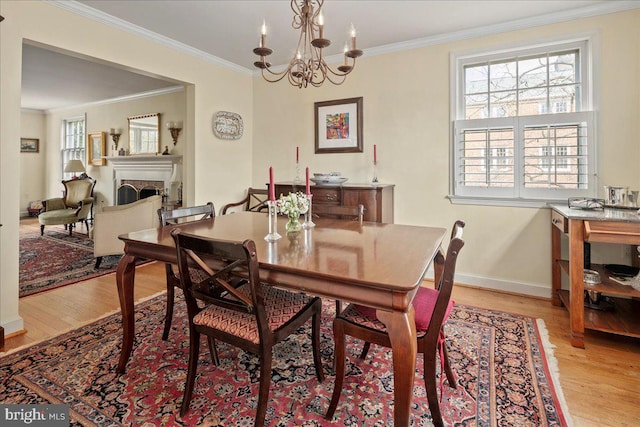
557;260;640;339
550;204;640;348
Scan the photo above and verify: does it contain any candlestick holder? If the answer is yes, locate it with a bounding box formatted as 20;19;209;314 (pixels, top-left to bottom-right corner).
264;200;282;241
302;194;315;228
372;162;379;186
293;162;303;185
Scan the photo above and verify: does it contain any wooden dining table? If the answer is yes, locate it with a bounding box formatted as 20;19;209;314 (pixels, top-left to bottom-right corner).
115;211;446;426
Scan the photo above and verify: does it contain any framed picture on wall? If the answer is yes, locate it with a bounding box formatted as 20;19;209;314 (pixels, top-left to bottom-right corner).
88;132;106;166
20;138;39;153
314;97;363;154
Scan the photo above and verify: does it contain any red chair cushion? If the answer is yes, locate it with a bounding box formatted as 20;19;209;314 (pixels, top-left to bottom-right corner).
353;287;454;331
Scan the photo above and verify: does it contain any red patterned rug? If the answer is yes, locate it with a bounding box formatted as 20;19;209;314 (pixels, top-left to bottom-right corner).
0;294;571;426
19;229;125;297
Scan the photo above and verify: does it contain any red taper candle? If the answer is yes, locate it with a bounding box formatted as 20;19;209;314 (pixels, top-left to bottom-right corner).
269;166;275;201
374;144;377;164
296;146;299;163
305;167;310;195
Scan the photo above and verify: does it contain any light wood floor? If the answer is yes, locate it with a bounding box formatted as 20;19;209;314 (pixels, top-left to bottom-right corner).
4;218;639;426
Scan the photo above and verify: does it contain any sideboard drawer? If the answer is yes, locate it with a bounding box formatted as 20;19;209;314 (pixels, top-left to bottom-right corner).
312;188;340;204
551;210;568;233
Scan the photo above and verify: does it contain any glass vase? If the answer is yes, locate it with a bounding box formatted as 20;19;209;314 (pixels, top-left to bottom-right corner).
285;213;302;234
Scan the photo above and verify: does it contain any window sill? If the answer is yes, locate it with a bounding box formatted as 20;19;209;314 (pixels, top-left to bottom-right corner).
447;195;565;209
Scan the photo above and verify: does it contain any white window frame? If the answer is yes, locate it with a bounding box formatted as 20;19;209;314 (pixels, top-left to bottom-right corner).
449;35;598;207
61;115;87;180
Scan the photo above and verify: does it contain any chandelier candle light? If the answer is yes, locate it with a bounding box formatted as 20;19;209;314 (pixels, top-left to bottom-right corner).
265;166;282;241
303;166;315;228
253;0;363;88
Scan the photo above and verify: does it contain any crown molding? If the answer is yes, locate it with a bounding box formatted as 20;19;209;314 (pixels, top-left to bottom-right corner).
50;0;253;76
20;108;46;115
45;85;184;114
363;1;640;59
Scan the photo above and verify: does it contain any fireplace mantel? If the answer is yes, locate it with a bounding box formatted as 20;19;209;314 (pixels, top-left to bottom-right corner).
105;155;182;203
104;155;181;166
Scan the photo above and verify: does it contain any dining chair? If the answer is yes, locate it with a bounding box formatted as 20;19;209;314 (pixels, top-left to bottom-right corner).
221;187;269;214
157;202;215;341
171;229;325;426
326;220;465;427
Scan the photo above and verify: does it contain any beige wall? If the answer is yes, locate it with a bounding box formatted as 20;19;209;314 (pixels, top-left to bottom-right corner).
20;111;47;214
0;1;254;334
252;9;640;296
45;90;186;208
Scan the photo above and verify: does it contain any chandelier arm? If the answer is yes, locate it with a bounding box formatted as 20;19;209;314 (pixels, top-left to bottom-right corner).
324;72;348;85
291;0;303;29
260;55;302;82
326;61;355;77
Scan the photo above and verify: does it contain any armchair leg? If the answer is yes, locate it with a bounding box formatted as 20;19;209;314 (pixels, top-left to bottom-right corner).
69;223;73;236
40;224;45;236
255;349;273;427
181;329;201;417
94;257;103;269
424;352;445;427
162;279;175;341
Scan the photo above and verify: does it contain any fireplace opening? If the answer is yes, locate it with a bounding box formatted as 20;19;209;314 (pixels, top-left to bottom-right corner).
117;180;163;205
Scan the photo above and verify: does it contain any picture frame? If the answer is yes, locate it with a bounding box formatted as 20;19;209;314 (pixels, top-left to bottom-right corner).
314;97;363;154
20;138;39;153
87;132;106;166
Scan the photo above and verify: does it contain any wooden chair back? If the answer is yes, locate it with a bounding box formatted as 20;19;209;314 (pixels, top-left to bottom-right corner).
313;204;364;222
62;176;96;207
158;202;215;226
171;230;264;323
221;188;269;214
156;201;216;341
425;221;465;347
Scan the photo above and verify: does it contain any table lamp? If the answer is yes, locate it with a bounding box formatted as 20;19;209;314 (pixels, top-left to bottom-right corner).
64;159;85;179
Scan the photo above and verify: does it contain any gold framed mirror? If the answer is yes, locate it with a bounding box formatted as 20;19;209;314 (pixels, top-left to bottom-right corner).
128;113;160;154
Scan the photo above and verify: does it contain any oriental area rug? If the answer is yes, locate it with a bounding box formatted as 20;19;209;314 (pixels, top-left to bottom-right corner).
0;295;571;426
19;229;123;297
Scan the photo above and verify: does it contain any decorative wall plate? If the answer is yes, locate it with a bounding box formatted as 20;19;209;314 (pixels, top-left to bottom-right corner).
213;111;243;140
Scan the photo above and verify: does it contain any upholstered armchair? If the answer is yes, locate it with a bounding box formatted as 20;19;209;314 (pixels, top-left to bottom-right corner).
92;195;162;268
39;176;96;236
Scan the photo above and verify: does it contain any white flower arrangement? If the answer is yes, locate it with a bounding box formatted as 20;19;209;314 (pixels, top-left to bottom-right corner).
277;192;309;217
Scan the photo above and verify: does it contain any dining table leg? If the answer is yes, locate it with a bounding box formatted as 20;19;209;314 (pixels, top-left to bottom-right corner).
116;253;138;374
377;306;417;427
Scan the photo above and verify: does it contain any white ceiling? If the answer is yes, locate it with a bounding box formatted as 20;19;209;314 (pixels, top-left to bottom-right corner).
20;0;639;111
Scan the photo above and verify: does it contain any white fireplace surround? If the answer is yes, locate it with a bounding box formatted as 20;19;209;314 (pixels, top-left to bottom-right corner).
105;155;182;203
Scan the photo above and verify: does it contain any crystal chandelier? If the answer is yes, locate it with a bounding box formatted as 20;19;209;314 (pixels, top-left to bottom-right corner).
253;0;362;88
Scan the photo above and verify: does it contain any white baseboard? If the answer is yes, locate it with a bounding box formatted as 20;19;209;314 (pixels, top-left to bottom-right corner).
2;316;25;336
426;269;552;299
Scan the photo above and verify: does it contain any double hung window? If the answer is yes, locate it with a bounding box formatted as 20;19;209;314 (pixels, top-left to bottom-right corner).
451;38;596;205
62;116;86;180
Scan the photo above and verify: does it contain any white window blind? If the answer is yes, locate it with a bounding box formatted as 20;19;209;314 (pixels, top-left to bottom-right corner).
451;38;596;204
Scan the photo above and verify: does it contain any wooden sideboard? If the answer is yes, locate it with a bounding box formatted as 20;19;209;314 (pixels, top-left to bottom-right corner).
274;182;394;223
550;204;640;348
